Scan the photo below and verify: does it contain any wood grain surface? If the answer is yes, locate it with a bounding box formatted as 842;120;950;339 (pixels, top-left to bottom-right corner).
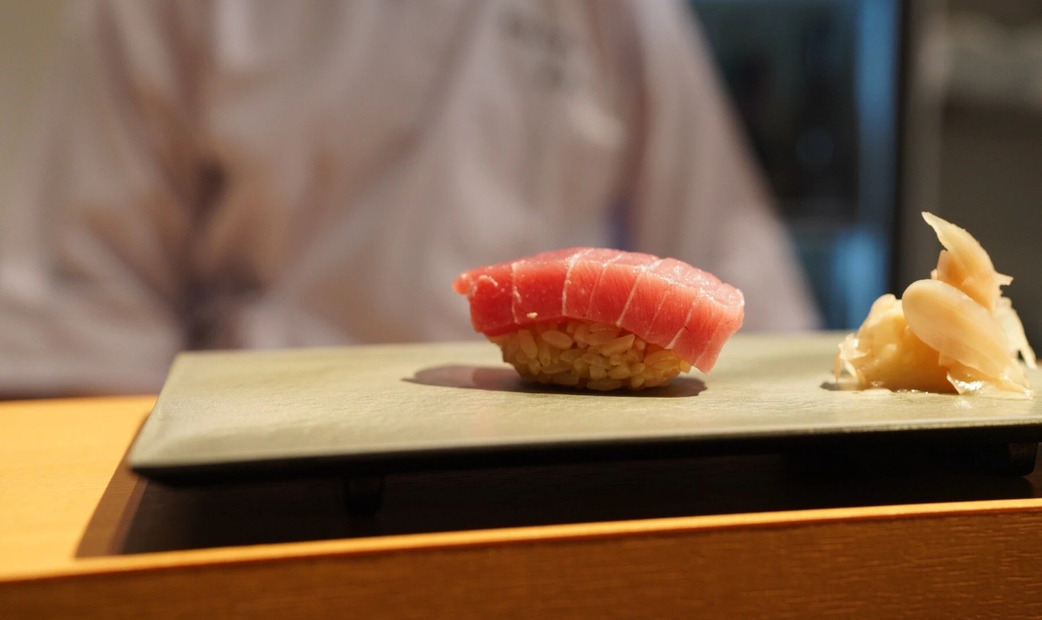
3;396;1042;618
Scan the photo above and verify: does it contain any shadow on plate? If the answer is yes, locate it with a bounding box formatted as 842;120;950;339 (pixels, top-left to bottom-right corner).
819;380;861;391
405;364;706;397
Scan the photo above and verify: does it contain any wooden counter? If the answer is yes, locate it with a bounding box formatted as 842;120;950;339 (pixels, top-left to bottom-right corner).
3;395;1042;617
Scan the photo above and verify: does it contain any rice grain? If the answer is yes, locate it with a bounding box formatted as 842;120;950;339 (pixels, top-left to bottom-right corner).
493;319;690;391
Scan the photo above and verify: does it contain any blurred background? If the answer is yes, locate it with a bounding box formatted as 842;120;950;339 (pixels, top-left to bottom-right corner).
0;1;63;203
693;0;1042;344
0;0;1039;342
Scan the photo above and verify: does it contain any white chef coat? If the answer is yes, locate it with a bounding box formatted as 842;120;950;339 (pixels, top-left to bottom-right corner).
0;0;820;396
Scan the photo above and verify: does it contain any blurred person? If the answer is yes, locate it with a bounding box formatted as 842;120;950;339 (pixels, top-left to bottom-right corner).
0;0;819;397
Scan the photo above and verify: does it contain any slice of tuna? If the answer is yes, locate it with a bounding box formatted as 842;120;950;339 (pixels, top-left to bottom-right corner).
663;268;730;366
584;251;659;326
512;248;582;325
452;260;515;336
454;247;744;372
563;248;626;319
694;285;746;370
644;266;715;354
617;258;687;338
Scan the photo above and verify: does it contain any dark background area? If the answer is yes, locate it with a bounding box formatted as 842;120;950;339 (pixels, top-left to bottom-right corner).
689;0;900;330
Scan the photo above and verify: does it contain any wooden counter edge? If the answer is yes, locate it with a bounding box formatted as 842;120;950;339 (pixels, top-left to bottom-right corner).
5;494;1042;583
4;496;1042;618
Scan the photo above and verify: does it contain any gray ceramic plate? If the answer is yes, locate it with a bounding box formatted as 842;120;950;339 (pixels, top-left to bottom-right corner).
128;333;1042;484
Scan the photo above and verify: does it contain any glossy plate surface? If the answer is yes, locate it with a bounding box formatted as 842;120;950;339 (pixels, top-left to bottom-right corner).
128;334;1042;483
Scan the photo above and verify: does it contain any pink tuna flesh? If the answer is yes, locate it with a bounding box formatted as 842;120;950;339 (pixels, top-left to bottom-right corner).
584;251;659;326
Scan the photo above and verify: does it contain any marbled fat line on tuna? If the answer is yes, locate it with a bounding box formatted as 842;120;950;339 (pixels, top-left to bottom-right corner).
638;259;684;347
665;286;704;352
659;266;705;353
616;258;663;328
561;248;592;317
509;259;522;324
582;252;624;320
510;248;577;324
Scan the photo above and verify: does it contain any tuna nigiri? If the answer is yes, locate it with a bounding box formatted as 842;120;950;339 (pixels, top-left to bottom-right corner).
453;248;745;390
